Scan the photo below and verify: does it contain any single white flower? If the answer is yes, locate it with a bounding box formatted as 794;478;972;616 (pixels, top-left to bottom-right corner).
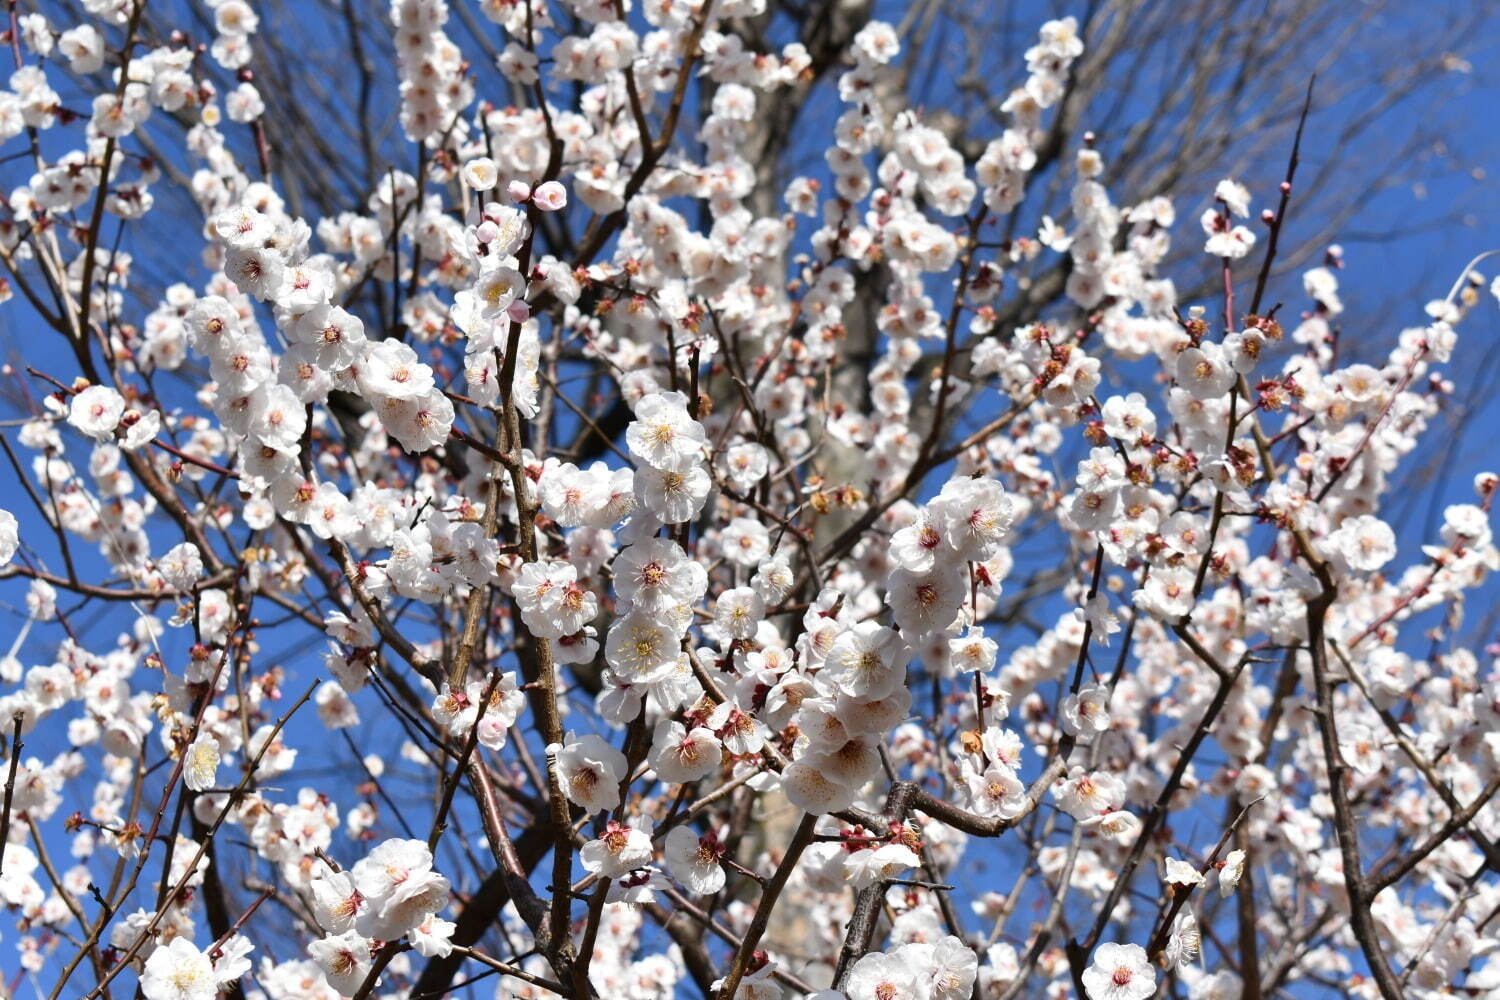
551;732;627;814
626;391;706;472
461;156;498;190
158;542;204;591
308;930;372;996
0;509;17;565
182;734;220;792
1082;942;1155;1000
1217;849;1246;897
68;385;125;440
580;819;654;878
663;826;726;894
649;720;723;783
1163;856;1205;888
605;611;683;685
1214;178;1251;217
140;938;216;1000
310;869;365;934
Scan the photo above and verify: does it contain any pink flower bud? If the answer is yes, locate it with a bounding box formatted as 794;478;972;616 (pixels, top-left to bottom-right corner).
507;179;532;203
532;180;567;211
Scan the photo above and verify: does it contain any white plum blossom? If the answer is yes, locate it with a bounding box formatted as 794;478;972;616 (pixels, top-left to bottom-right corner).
140;937;245;1000
182;733;220;792
348;839;451;940
649;721;723;783
627;391;707;471
552;732;627;814
1163;856;1206;888
1218;849;1247;897
1082;942;1155;1000
308;930;371;996
0;6;1492;999
158;542;204;591
581;820;654;878
0;509;16;564
1330;514;1397;572
664;825;727;894
68;385;125;440
930;477;1017;561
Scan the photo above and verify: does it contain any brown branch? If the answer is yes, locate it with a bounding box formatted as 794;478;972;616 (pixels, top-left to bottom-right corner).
0;715;24;877
716;812;818;1000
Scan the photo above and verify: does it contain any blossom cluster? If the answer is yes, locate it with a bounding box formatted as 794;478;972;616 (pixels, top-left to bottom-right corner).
0;3;1495;1000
